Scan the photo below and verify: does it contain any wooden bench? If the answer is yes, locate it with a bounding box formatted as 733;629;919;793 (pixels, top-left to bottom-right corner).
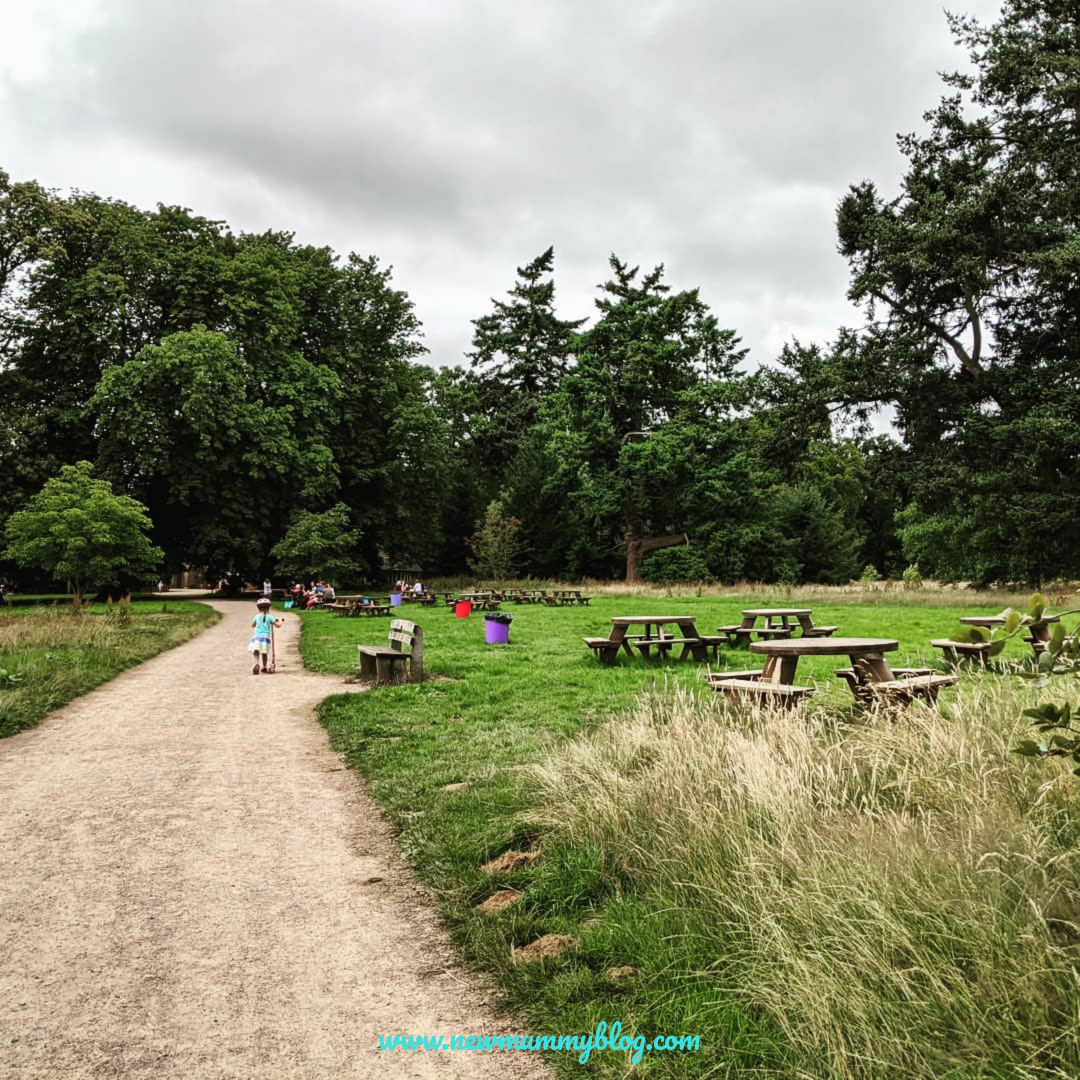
706;669;770;683
930;639;991;665
695;634;726;660
710;679;814;706
718;625;793;646
359;603;391;616
801;624;839;638
583;636;621;664
632;636;702;659
358;619;424;685
864;673;959;705
835;666;931;704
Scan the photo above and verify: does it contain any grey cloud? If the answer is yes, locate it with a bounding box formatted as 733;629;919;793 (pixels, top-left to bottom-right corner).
1;0;1004;367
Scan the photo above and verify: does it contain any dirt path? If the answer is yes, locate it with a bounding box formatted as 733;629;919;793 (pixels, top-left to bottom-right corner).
0;602;547;1079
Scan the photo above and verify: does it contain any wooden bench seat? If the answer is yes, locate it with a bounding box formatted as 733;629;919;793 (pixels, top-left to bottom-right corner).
632;636;702;658
710;679;814;706
706;670;767;683
930;639;991;665
835;666;933;702
801;624;839;638
359;603;391;616
583;636;620;663
695;634;726;659
720;626;793;646
358;619;424;685
865;673;959;705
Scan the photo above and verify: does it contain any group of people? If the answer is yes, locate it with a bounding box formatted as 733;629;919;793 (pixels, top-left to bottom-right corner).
288;581;336;608
395;581;425;596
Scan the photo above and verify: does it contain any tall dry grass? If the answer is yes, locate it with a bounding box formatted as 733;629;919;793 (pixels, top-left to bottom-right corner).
528;679;1080;1078
0;602;217;736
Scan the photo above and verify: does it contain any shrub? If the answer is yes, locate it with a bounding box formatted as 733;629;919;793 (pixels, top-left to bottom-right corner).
639;546;711;584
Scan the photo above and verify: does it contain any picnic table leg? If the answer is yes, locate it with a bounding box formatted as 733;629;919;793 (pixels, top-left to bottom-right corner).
855;653;893;685
609;625;633;657
775;655;799;685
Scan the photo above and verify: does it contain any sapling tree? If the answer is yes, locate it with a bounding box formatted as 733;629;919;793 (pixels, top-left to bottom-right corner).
468;500;523;582
3;461;162;598
271;503;363;584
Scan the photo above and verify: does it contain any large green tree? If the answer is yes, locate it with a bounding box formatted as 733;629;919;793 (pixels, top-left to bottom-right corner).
543;257;749;582
4;461;162;597
90;326;338;581
835;0;1080;583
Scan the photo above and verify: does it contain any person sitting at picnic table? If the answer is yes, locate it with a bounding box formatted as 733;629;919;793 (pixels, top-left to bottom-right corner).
413;581;423;595
323;583;336;602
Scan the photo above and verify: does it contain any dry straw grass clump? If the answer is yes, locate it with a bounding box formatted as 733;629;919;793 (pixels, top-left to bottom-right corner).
528;680;1080;1078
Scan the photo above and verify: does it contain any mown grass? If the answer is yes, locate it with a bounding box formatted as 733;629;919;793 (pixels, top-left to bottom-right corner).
0;600;219;738
304;590;1080;1078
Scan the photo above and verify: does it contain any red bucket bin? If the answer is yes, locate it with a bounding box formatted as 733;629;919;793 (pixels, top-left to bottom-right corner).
454;600;472;618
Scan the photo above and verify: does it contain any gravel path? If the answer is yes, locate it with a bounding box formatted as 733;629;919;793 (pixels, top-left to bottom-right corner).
0;601;547;1079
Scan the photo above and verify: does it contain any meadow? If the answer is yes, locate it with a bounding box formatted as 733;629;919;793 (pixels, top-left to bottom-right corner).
0;598;220;738
304;587;1080;1079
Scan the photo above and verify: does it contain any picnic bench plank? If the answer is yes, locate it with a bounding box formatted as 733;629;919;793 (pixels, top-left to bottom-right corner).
930;639;991;665
711;679;814;706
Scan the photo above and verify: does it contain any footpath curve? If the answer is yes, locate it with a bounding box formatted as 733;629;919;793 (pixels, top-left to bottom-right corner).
0;601;546;1079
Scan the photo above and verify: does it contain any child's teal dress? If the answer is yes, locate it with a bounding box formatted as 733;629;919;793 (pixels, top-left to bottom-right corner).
249;612;275;655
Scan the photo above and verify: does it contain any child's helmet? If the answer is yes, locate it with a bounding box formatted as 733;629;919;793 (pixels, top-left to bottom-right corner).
257;597;271;608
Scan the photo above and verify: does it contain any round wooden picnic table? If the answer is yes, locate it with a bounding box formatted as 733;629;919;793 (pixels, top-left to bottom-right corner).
959;613;1060;639
750;636;899;685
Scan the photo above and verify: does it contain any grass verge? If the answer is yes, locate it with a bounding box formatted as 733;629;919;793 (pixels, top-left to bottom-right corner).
304;591;1080;1078
0;599;219;738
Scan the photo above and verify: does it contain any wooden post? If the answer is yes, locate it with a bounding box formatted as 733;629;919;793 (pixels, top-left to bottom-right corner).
410;624;424;682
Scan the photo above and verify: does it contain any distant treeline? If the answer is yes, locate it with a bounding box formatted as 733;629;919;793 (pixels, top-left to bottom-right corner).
1;2;1077;587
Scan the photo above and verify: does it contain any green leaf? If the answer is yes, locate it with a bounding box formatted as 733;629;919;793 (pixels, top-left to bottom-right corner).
987;639;1007;657
1002;609;1022;635
1029;593;1046;621
1014;740;1043;756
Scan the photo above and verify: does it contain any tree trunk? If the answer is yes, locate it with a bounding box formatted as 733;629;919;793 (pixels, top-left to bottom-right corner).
624;508;688;584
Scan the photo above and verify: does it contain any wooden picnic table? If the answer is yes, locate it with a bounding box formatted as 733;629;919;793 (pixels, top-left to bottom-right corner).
958;613;1061;634
719;608;837;645
584;615;706;663
959;612;1061;646
750;636;899;684
510;590;546;603
744;636;957;705
544;589;592;606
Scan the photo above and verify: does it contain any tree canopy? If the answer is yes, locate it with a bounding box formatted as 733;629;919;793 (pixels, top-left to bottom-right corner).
1;2;1076;589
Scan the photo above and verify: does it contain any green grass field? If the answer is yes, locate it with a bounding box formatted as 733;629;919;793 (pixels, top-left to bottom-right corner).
0;599;220;738
304;589;1080;1079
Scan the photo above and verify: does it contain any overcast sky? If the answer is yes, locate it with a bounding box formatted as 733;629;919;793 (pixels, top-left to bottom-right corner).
0;0;1002;370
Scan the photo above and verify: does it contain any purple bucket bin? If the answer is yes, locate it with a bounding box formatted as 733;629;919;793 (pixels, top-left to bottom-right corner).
485;618;510;645
389;592;402;606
